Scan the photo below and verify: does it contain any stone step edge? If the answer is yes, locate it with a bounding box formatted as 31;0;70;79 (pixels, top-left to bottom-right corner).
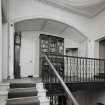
9;87;36;91
7;96;49;103
7;96;38;101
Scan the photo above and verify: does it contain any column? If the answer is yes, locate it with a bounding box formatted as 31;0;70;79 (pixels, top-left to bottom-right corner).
9;23;14;79
0;0;2;82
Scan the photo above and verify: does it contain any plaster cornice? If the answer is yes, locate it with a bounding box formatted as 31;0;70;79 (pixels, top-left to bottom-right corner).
38;0;105;18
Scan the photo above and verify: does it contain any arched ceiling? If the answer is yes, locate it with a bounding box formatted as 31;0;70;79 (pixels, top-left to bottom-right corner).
15;19;87;42
38;0;105;17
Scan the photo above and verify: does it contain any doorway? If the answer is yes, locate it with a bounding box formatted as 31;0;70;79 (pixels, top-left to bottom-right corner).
14;32;35;78
20;32;34;78
99;39;105;59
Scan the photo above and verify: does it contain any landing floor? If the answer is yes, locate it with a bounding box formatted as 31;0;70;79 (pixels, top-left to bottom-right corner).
3;77;42;83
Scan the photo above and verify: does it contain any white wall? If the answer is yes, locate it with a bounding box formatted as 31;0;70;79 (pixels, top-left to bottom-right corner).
8;0;92;39
64;39;79;49
90;10;105;40
2;23;9;80
64;38;88;57
79;40;88;57
20;31;39;77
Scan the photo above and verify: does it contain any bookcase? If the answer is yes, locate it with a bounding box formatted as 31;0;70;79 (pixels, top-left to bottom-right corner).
39;34;64;79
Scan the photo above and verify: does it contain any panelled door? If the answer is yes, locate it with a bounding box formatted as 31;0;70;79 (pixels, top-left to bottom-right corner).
20;32;34;77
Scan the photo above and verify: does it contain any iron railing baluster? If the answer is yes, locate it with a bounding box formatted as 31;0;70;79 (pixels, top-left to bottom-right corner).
44;54;80;105
42;53;105;84
76;57;78;81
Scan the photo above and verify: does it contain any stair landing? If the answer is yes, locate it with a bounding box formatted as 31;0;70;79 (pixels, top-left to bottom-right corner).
6;77;42;84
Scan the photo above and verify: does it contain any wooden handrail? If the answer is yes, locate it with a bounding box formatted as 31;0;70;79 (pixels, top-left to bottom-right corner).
45;53;105;61
44;54;80;105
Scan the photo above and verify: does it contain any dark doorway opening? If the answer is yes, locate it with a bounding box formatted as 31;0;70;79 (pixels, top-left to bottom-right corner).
66;48;78;56
99;39;105;59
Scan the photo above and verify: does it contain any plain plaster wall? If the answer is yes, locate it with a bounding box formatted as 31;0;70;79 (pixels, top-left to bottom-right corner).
79;40;88;57
64;39;80;49
91;10;105;40
64;38;88;57
21;31;39;77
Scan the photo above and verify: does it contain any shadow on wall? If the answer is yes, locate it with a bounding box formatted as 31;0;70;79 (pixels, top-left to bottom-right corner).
96;103;104;105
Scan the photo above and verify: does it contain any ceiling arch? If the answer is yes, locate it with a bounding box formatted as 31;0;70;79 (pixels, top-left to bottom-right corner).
15;19;87;42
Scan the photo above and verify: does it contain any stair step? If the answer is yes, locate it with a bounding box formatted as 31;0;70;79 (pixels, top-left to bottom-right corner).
6;79;49;105
6;96;40;105
8;87;37;98
10;83;36;88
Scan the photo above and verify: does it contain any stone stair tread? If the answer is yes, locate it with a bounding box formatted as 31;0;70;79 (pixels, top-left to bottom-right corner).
10;83;36;88
6;96;40;105
9;87;37;93
6;78;49;105
8;87;37;98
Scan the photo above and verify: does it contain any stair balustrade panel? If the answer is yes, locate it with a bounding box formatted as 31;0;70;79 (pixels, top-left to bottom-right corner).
42;54;105;83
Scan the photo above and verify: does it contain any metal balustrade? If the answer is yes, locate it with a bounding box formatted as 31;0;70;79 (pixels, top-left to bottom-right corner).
42;54;105;83
41;54;105;105
44;54;79;105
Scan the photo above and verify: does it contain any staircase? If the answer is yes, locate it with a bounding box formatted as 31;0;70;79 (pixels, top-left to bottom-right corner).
6;79;49;105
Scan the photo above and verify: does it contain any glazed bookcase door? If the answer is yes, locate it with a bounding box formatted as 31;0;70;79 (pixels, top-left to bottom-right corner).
39;34;64;80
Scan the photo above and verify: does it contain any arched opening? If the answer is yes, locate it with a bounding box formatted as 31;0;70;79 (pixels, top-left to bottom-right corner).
13;18;87;79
